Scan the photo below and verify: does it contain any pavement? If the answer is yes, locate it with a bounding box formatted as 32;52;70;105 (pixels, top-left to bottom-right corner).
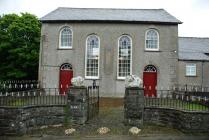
1;135;209;140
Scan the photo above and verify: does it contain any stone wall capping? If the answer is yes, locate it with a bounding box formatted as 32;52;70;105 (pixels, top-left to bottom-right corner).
145;106;209;114
0;104;66;109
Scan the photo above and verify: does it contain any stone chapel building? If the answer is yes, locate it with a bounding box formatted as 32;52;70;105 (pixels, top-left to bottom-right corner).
38;7;209;97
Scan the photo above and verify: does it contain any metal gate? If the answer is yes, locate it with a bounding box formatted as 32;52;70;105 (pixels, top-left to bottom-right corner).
87;86;99;120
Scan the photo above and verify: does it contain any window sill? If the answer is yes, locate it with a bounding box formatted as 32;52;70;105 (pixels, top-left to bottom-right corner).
57;48;73;50
144;50;161;52
117;77;126;81
185;75;197;77
85;77;100;80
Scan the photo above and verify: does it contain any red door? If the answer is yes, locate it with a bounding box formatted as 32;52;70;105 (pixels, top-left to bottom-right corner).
143;65;157;97
59;63;73;95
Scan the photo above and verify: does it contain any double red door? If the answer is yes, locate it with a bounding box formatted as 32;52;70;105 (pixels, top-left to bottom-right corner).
59;70;73;95
143;72;157;97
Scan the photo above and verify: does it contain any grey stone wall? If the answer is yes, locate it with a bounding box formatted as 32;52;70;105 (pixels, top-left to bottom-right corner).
144;107;209;133
0;105;65;135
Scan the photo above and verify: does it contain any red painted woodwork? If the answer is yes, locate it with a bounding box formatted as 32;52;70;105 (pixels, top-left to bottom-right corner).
59;70;73;95
143;72;157;97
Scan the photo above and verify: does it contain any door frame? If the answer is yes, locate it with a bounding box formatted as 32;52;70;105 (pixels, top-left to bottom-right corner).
143;65;157;97
59;63;73;95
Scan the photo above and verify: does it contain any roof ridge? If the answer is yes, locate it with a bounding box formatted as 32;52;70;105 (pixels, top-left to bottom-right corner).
57;7;164;11
179;37;209;39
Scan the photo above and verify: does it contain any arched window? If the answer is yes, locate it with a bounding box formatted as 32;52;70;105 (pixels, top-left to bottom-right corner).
85;35;100;79
117;35;132;79
59;27;73;48
145;29;159;51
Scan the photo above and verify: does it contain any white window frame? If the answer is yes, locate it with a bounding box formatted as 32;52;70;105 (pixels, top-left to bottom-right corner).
186;64;196;76
59;27;73;49
145;29;159;51
117;35;132;80
85;35;100;79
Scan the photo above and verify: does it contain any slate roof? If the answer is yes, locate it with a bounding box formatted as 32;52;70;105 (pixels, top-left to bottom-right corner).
40;7;182;24
178;37;209;61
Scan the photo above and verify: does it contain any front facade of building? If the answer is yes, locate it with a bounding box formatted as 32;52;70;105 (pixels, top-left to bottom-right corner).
39;8;184;97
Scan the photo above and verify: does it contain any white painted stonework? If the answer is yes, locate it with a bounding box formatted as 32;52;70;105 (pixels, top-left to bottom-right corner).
125;75;143;87
71;76;84;87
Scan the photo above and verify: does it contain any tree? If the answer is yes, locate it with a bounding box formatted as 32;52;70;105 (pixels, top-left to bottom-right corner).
0;13;40;80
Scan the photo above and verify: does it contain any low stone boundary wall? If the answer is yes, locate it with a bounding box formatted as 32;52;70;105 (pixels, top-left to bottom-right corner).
0;105;65;135
1;103;209;135
144;107;209;133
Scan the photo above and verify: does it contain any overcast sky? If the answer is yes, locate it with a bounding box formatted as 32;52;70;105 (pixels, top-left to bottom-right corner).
0;0;209;37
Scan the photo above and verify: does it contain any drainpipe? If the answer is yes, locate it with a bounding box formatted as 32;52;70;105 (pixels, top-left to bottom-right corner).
201;61;204;88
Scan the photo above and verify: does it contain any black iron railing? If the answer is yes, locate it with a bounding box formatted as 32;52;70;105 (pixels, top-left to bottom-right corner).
0;86;100;108
0;88;67;107
0;80;209;112
145;90;209;112
173;84;209;93
0;80;39;93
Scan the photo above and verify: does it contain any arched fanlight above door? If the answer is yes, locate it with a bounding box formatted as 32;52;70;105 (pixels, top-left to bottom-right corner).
60;63;73;70
144;65;157;72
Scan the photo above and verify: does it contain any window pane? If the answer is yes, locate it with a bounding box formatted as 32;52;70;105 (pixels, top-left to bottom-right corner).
86;35;99;78
186;64;196;76
60;27;72;48
146;29;158;50
118;36;131;78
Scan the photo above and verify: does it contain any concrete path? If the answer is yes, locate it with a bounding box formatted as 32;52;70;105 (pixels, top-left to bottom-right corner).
41;135;209;140
1;135;209;140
